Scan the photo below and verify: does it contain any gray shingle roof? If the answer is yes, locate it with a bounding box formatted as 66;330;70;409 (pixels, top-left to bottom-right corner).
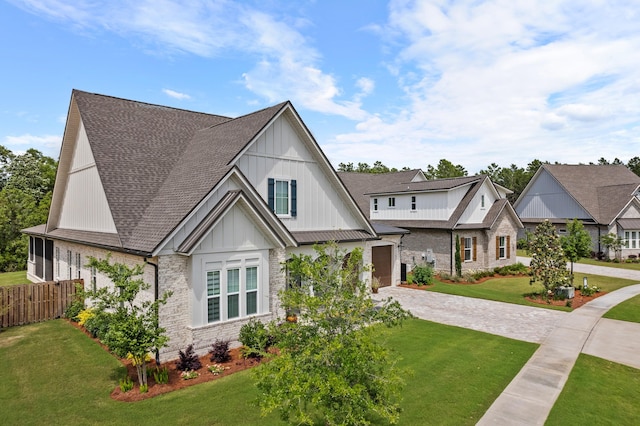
72;90;288;253
542;164;640;224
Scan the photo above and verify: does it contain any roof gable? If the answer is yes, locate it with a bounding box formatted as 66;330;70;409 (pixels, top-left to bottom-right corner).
515;164;640;224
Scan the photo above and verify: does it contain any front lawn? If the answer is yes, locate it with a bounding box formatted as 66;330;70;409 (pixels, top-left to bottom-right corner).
0;270;28;286
422;274;638;312
604;294;640;323
547;354;640;425
0;319;536;425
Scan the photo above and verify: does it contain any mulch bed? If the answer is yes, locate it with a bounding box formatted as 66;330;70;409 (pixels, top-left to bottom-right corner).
399;274;606;310
67;320;263;402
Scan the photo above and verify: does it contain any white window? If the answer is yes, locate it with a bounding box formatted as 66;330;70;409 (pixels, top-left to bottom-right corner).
67;250;72;280
624;231;640;249
411;196;416;211
55;247;60;279
207;271;221;322
268;178;297;217
91;265;97;292
205;262;260;324
373;198;378;212
464;237;473;262
499;236;506;259
75;253;82;279
481;195;485;208
246;267;258;315
388;197;395;208
275;180;289;215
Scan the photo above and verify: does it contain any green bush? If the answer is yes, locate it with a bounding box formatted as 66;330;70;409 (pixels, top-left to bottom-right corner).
152;367;169;384
83;310;113;340
119;376;134;392
494;262;529;276
239;318;269;359
412;264;434;285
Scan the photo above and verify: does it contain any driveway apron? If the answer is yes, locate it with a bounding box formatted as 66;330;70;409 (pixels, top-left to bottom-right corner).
377;260;640;426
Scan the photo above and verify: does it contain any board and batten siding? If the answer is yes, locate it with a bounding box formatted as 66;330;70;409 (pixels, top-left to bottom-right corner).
236;114;363;232
516;169;591;220
458;180;498;224
58;120;118;233
370;186;467;221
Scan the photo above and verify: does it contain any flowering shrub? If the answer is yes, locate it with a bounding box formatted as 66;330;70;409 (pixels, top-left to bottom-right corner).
580;285;601;297
181;370;199;380
77;308;95;327
207;364;229;375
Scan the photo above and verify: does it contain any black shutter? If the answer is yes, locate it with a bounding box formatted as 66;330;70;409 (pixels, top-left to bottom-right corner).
268;178;275;212
291;180;297;217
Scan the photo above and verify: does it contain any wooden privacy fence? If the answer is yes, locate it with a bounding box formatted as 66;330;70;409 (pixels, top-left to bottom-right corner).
0;279;83;328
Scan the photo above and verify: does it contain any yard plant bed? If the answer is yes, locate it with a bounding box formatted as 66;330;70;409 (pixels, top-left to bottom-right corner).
68;320;263;402
112;347;262;402
525;289;606;309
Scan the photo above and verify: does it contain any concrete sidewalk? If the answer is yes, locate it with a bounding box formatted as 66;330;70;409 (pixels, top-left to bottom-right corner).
377;279;640;425
517;256;640;281
477;284;640;425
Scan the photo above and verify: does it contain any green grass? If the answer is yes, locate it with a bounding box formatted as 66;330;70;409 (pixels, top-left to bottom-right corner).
604;294;640;323
517;249;640;271
547;354;640;425
0;271;28;286
0;319;537;425
423;274;638;312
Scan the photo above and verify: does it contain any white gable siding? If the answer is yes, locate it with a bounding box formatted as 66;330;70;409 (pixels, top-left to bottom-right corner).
516;169;591;219
236;115;363;231
370;187;467;221
459;181;498;224
619;202;640;219
190;204;274;254
58;121;117;233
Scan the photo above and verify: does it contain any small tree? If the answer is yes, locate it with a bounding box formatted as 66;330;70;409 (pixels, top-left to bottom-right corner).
86;254;171;389
253;243;411;425
560;219;592;284
600;233;624;261
529;220;570;297
455;235;462;276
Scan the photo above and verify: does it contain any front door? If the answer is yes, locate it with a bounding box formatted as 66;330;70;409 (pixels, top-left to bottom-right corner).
372;245;392;287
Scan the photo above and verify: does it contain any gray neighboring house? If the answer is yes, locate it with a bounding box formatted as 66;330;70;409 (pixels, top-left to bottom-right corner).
513;164;640;258
23;90;403;361
339;170;523;276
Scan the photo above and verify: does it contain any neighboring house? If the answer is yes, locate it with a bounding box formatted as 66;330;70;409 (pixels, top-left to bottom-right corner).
23;90;402;361
514;164;640;258
339;171;522;275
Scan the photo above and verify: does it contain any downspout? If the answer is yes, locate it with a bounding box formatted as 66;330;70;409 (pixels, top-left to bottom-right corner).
450;231;454;276
144;257;160;365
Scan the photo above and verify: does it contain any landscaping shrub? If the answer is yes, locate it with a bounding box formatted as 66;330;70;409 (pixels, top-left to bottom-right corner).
63;284;85;322
176;344;202;371
152;367;169;384
494;262;529;276
209;339;231;363
580;285;601;297
239;318;269;359
83;310;113;340
412;264;434;285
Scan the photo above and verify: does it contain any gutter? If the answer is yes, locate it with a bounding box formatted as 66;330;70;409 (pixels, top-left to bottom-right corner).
144;257;160;365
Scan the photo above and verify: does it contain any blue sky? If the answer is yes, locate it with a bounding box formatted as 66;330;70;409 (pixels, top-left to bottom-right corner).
2;0;639;173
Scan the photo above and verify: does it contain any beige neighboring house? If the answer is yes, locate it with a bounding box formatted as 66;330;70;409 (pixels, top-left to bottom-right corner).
514;164;640;258
339;170;523;276
23;90;403;361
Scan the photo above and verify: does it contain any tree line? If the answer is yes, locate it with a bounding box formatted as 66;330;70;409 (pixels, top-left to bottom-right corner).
339;157;640;204
0;145;57;272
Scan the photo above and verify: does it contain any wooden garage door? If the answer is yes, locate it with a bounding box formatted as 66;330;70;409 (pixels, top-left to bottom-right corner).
372;245;392;287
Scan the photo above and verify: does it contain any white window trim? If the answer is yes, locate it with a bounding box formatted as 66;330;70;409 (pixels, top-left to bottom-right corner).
274;178;291;217
67;250;72;280
624;230;640;249
464;237;473;262
388;197;396;208
195;252;266;326
498;236;506;259
481;194;485;209
373;198;378;212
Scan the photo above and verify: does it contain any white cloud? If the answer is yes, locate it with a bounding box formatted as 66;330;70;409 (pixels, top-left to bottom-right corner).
12;0;368;120
4;134;62;157
162;89;191;100
326;0;640;171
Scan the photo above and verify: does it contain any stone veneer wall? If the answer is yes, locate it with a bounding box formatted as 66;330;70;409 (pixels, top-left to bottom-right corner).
46;240;155;306
158;248;288;362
